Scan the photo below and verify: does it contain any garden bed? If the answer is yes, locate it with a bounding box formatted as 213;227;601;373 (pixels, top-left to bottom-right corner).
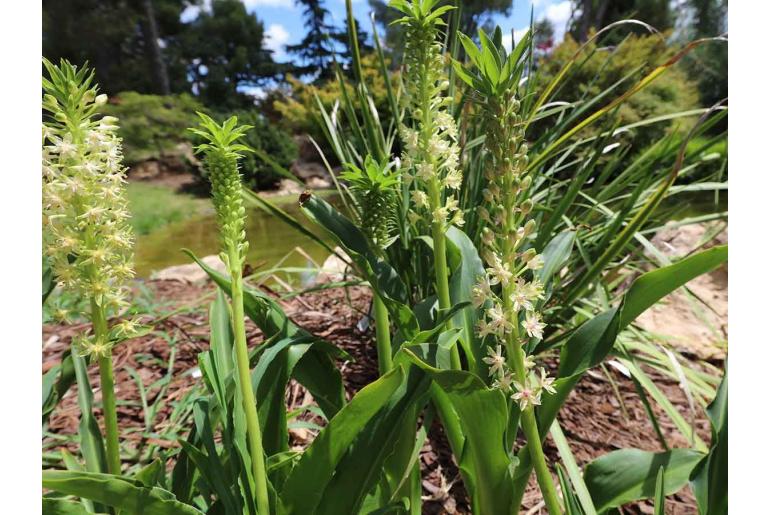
43;277;720;514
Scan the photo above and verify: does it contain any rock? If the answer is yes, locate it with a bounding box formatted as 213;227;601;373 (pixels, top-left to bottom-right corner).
291;161;328;180
131;160;163;181
314;247;353;284
151;255;227;284
127;142;200;183
276;178;305;196
293;134;319;162
306;176;332;189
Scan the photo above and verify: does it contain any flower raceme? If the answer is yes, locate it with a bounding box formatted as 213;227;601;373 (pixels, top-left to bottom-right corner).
390;0;464;230
42;59;142;357
457;29;565;514
451;28;557;409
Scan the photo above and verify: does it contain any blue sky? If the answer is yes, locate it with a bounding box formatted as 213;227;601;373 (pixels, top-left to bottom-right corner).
181;0;573;61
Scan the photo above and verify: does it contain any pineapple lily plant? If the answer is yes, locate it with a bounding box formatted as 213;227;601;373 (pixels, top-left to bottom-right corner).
41;0;728;513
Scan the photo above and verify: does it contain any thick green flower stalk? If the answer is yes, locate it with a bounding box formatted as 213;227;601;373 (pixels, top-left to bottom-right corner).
456;31;563;514
190;113;270;515
340;156;399;375
42;59;141;475
391;0;463;369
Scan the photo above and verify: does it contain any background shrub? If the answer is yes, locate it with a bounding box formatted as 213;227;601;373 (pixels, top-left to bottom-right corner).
103;92;203;165
532;33;701;149
231;110;298;190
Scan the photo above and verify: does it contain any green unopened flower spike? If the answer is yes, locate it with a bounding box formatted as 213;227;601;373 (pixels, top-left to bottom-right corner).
189;112;253;270
339;155;400;251
42;58;135;476
189;113;270;515
339;155;400;375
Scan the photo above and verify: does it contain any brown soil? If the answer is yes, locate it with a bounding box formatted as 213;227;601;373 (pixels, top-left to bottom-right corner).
636;222;728;361
43;279;718;514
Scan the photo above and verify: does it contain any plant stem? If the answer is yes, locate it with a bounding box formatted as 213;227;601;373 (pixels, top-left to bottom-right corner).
521;407;562;514
506;331;562;515
90;301;121;475
429;183;461;370
430;385;464;456
229;249;270;515
372;292;393;376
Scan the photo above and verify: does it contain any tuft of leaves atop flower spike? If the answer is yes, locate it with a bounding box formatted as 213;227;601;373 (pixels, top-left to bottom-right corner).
453;27;532;97
388;0;455;26
189;113;253;268
339;155;400;250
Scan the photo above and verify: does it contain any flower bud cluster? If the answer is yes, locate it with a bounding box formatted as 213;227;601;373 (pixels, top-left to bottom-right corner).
42;66;135;320
189;114;252;271
472;92;556;409
207;151;249;267
398;7;463;230
339;156;399;251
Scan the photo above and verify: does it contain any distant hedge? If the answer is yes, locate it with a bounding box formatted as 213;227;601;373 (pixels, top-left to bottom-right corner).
103;92;203;165
103;92;297;191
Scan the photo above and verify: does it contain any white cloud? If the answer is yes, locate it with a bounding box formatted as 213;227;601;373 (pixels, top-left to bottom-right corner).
243;0;295;9
264;23;290;60
499;1;573;51
542;1;572;42
180;0;211;23
239;85;267;100
502;28;531;52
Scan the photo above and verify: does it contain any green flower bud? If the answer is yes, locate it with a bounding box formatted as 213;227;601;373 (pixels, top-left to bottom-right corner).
523;219;537;236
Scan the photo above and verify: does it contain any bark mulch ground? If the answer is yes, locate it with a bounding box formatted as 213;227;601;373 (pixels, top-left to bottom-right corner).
43;279;717;514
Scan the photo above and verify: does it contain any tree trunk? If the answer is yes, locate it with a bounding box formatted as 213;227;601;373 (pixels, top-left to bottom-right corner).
574;0;592;41
142;0;170;95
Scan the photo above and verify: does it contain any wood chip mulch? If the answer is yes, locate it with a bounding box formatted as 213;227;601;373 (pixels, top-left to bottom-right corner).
42;279;719;514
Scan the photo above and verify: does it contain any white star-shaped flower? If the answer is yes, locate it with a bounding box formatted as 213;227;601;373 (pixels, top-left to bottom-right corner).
483;344;507;377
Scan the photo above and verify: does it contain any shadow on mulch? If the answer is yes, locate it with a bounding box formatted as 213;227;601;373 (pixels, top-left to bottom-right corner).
43;279;716;514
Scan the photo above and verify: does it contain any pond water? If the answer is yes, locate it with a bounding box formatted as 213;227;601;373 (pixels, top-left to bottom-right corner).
134;190;726;281
134;196;336;284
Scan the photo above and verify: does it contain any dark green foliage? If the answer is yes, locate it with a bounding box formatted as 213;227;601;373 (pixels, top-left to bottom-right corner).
42;0;190;95
569;0;674;43
233;111;299;190
178;0;278;108
102;92;203;164
286;0;344;79
370;0;512;61
43;0;277;108
680;0;727;130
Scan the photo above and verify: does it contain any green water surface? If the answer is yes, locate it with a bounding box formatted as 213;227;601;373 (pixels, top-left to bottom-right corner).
134;197;336;283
